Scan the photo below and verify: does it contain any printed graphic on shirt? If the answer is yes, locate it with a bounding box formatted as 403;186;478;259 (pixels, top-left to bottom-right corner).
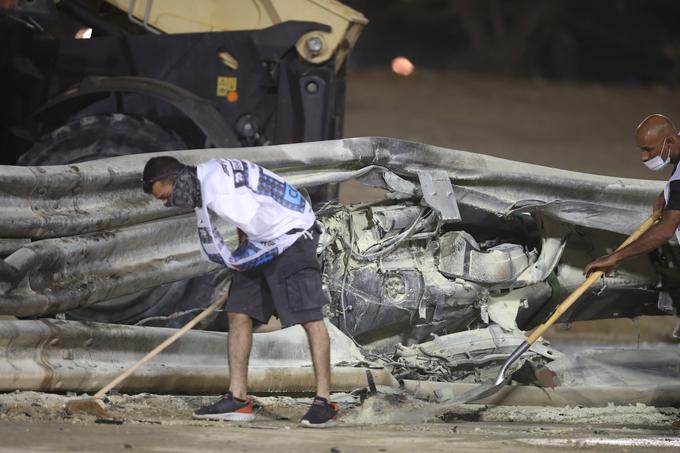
195;159;314;271
248;250;278;269
231;240;279;270
230;160;249;188
231;241;261;260
667;180;680;210
255;173;307;213
198;227;226;265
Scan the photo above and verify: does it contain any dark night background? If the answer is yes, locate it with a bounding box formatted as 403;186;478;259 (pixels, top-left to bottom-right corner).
338;1;680;341
344;0;680;86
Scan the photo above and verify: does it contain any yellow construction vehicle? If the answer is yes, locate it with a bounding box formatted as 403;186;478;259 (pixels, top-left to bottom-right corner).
0;0;365;325
1;0;367;165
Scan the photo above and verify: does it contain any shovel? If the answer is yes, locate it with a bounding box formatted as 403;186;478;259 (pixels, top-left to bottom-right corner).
438;209;663;406
66;291;228;417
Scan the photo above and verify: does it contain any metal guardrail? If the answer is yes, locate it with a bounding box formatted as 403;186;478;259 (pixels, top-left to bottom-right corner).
0;318;398;393
0;138;662;239
0;137;663;318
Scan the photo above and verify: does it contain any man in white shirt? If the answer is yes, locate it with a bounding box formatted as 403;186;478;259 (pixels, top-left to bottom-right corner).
583;114;680;430
142;156;338;428
584;114;680;273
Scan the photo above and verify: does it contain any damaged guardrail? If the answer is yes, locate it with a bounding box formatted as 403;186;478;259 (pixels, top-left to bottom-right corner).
0;318;397;393
0;137;662;239
1;215;219;317
0;137;664;317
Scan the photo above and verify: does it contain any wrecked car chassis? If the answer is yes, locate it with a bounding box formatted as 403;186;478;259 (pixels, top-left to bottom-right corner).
0;137;677;396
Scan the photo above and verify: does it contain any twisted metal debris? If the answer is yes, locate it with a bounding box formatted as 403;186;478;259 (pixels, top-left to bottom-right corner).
0;137;676;398
0;137;662;318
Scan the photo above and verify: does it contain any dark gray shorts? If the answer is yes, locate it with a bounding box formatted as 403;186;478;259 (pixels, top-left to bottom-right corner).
226;228;326;328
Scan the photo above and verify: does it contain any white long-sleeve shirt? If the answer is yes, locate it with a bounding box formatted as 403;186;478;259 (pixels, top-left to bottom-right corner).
195;159;315;270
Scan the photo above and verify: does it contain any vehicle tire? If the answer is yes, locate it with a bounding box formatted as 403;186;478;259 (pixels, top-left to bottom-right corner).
18;113;226;329
18;113;186;164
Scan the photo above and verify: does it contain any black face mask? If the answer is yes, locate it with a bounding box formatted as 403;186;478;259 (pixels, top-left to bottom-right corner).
166;166;202;208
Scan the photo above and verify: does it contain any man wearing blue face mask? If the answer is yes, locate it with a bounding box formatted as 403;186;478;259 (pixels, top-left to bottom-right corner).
584;114;680;276
584;114;680;430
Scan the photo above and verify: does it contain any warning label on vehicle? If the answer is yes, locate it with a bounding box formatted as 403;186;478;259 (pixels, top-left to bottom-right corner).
216;76;237;96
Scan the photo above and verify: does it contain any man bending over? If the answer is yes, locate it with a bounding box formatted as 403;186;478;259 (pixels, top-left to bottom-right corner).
142;156;337;428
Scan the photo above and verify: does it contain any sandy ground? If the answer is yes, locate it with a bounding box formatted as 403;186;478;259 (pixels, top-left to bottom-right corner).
4;69;680;451
0;391;678;452
4;418;679;453
344;69;680;180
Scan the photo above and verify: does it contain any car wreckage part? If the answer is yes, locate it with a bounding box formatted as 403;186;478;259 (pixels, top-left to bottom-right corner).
0;318;398;394
388;325;562;383
400;346;680;408
0;137;676;394
0;137;671;327
436;210;663;406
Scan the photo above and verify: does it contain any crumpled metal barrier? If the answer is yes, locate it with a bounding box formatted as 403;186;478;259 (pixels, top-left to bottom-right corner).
0;318;397;393
0;137;664;317
0;141;371;240
1;215;221;317
0;137;662;239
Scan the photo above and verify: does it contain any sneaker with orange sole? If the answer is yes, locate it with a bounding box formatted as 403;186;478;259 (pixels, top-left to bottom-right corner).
192;391;256;421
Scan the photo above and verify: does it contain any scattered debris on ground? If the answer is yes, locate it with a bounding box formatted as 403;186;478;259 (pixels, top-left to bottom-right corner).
0;390;677;429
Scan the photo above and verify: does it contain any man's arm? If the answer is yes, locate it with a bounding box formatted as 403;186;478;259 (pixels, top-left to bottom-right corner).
654;190;666;212
583;210;680;275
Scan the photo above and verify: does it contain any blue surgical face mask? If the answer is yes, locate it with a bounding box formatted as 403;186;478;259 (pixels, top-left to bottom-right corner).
644;138;672;171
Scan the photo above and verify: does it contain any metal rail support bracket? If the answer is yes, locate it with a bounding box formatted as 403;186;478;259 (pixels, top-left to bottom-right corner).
416;169;461;222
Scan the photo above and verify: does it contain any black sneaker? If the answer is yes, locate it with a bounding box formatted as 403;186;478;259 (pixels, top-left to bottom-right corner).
300;396;338;428
192;391;256;421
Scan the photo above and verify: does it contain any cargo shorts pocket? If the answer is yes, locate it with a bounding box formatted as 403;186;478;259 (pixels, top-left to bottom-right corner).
285;266;324;312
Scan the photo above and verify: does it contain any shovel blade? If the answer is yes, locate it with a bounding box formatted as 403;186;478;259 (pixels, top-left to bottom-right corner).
442;376;511;405
441;340;529;404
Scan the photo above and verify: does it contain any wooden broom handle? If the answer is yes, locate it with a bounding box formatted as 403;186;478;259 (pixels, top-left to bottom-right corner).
93;292;228;400
526;209;662;345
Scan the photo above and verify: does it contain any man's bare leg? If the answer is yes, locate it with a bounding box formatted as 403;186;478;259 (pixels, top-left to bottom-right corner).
302;319;331;400
228;312;253;400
